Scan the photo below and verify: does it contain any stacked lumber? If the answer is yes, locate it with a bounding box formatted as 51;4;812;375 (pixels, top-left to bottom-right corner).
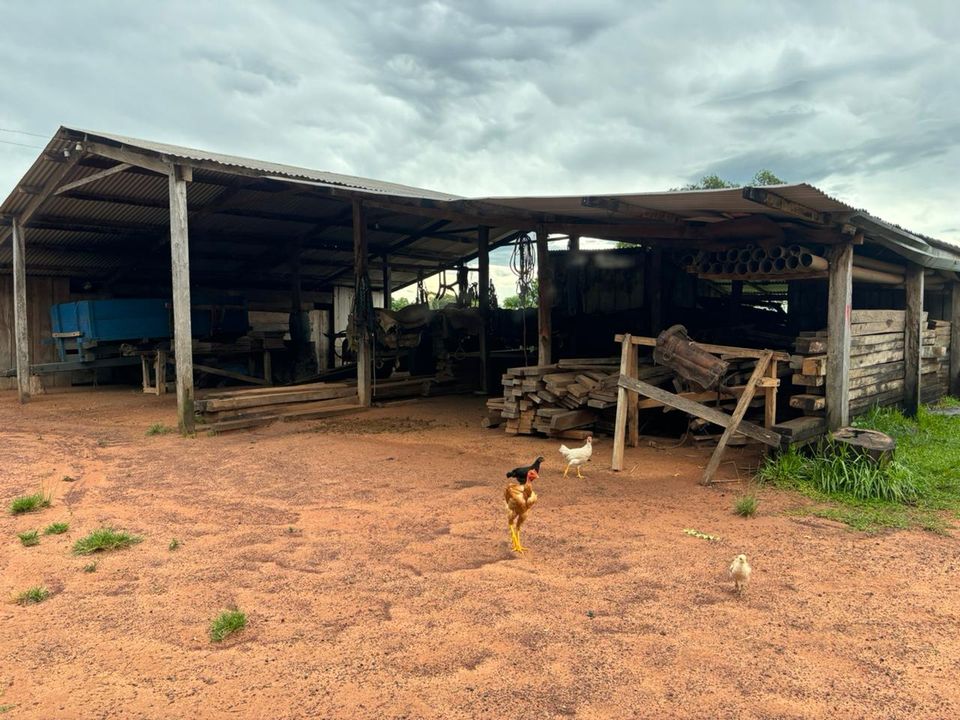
497;358;672;436
786;310;949;420
196;382;361;432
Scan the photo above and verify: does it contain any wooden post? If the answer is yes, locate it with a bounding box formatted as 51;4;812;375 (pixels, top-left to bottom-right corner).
11;218;30;403
904;263;924;416
826;243;853;430
353;199;372;407
764;359;778;429
169;166;194;433
478;226;490;394
612;334;632;471
381;255;391;310
536;226;552;366
648;247;663;335
951;283;960;396
627;344;639;447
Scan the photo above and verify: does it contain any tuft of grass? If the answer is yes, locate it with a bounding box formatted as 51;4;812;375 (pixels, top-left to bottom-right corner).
209;609;246;642
43;522;69;535
17;530;40;547
734;494;758;518
146;423;173;436
168;538;180;551
15;586;49;605
82;562;98;573
9;492;51;515
760;404;960;532
73;528;142;555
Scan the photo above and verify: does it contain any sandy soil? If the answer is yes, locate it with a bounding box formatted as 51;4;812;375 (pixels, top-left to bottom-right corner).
0;388;958;719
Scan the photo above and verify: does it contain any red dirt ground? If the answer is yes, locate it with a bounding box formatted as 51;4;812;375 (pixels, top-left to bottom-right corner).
1;388;958;719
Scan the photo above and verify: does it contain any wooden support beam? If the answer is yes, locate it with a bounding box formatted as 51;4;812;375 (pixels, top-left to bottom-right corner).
648;247;663;335
701;352;772;485
0;150;81;249
536;227;552;366
169;166;195;434
741;187;829;224
616;374;781;447
611;334;632;471
614;334;790;362
764;359;778;429
354;199;372;407
54;163;131;195
904;263;924;417
84;140;170;175
952;283;960;396
478;226;490;394
826;243;853;430
627;343;639;448
11;218;30;402
381;255;392;309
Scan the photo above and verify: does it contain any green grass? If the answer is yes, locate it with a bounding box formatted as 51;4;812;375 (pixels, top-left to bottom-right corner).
734;494;758;518
43;522;69;535
209;609;246;642
17;530;39;547
146;423;174;436
15;586;49;605
758;404;960;532
72;528;143;555
9;492;51;515
168;538;180;551
82;562;98;573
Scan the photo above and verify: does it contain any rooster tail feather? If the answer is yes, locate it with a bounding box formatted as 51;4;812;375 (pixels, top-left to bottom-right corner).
559;444;570;453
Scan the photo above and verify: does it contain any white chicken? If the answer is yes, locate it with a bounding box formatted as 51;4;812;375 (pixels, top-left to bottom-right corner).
559;436;593;479
729;554;751;595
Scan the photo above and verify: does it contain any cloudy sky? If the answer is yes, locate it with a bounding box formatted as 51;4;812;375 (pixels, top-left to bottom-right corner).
1;0;957;300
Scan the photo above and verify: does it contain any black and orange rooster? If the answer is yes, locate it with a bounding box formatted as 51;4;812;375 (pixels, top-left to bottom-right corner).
504;468;538;553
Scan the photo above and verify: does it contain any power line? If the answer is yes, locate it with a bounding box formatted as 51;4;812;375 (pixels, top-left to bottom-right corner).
0;138;43;149
0;127;48;138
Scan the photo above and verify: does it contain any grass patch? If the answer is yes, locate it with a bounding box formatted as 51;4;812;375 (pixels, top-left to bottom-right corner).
734;494;758;518
9;492;51;515
15;586;49;605
209;609;246;642
82;562;98;573
17;530;39;547
146;423;173;436
759;404;960;532
683;528;720;541
168;538;180;551
73;528;142;555
43;522;69;535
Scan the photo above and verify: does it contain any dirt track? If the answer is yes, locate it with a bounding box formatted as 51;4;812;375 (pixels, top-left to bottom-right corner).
1;389;958;719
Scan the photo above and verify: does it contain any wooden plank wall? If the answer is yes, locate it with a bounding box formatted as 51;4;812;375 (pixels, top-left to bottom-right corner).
0;274;72;390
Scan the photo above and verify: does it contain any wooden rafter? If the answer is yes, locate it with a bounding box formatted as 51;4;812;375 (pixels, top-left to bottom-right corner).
742;187;829;224
54;163;132;195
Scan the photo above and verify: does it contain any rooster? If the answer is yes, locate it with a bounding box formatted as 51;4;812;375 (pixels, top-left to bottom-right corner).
504;469;538;553
506;456;544;483
559;436;592;479
729;554;751;595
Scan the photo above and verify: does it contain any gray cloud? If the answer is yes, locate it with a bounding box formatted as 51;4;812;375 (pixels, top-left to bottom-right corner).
0;0;957;249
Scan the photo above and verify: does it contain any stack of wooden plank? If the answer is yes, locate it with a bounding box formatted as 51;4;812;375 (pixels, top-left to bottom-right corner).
786;310;949;419
196;382;361;432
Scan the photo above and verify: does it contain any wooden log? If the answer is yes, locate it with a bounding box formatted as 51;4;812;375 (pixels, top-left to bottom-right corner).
612;334;632;471
830;427;896;465
826;243;853;430
617;374;780;447
169;167;195;433
904;263;924;416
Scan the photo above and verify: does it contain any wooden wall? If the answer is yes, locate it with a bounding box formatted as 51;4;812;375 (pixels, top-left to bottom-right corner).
0;274;72;390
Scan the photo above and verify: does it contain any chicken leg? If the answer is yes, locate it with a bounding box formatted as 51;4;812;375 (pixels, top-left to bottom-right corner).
576;466;584;479
563;464;571;479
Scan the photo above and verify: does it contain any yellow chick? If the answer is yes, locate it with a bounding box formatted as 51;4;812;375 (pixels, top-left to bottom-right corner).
729;554;751;595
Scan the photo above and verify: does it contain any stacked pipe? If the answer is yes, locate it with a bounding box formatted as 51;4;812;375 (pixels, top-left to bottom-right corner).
679;245;920;285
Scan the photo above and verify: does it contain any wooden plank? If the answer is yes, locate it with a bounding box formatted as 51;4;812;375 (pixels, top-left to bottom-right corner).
197;385;357;412
354;199;372;407
615;334;790;362
169;168;194;433
904;263;924;417
952;283;960;396
611;334;632;471
536;226;552;365
617;374;780;447
790;394;826;412
764;359;778;429
478;225;490;394
702;352;772;484
772;416;826;439
826;243;853;430
204;403;364;433
11;219;30;402
549;409;596;431
54;162;132;195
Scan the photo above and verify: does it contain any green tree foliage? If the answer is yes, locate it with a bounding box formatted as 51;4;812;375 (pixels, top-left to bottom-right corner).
674;169;786;191
752;169;786;186
502;279;538;309
390;297;410;311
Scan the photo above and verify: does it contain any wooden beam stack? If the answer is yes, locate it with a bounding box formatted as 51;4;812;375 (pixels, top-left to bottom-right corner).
786;310;950;423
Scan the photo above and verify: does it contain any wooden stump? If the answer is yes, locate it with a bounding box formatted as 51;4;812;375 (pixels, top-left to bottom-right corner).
830;427;896;465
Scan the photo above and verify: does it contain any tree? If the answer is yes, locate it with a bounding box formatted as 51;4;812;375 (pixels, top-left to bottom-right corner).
390;297;410;311
752;169;785;186
503;279;538;309
673;169;786;191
